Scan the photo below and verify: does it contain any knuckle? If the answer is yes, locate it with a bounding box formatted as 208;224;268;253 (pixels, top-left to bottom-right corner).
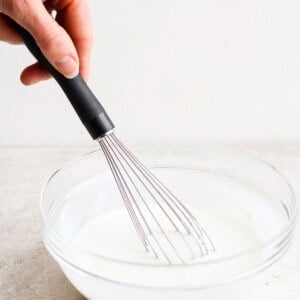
39;30;66;53
75;36;94;49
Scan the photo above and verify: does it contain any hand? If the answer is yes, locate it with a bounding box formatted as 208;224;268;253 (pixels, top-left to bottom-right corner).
0;0;92;85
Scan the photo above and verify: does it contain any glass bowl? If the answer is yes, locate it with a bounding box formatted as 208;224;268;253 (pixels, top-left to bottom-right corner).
40;142;297;300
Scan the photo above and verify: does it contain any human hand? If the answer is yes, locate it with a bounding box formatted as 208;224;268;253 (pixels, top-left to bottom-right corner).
0;0;92;85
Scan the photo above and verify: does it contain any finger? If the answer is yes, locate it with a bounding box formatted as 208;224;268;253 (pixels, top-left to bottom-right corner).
55;0;92;81
1;0;79;79
20;62;51;85
0;13;22;44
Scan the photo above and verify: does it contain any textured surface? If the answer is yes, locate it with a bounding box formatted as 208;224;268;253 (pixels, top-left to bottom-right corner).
0;145;299;300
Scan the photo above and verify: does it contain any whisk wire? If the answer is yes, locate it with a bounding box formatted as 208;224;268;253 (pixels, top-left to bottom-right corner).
110;135;210;253
101;138;176;263
99;133;215;263
105;135;196;261
100;141;151;251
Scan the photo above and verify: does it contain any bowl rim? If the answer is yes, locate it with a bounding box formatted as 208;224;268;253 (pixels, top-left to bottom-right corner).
40;142;298;270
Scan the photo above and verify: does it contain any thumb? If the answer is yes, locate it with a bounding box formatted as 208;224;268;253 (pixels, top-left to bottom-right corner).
3;0;79;78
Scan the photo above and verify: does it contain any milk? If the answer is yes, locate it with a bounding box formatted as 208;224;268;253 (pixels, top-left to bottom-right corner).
51;167;283;296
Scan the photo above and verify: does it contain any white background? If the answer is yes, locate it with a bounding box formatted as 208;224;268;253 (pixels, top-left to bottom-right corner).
0;0;299;146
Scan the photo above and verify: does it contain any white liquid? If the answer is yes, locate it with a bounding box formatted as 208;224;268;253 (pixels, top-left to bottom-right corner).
75;208;260;265
55;168;283;288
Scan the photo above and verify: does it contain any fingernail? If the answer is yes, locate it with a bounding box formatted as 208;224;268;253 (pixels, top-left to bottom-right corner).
55;56;79;78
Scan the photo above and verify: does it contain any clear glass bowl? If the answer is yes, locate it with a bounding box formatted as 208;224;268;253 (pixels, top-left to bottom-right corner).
40;142;297;300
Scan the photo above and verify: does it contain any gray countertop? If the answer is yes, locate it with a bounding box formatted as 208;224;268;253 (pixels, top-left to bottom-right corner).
0;145;299;299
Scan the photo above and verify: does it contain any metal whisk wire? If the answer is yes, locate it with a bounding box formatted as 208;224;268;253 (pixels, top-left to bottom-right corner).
99;133;215;264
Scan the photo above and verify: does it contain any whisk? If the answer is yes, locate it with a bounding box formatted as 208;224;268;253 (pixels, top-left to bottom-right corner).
99;134;215;263
12;20;215;264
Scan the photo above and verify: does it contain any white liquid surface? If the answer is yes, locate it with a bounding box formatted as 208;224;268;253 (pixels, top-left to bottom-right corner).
75;208;260;265
55;168;284;287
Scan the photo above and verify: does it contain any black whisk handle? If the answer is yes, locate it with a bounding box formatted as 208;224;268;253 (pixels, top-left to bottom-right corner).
9;18;114;139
